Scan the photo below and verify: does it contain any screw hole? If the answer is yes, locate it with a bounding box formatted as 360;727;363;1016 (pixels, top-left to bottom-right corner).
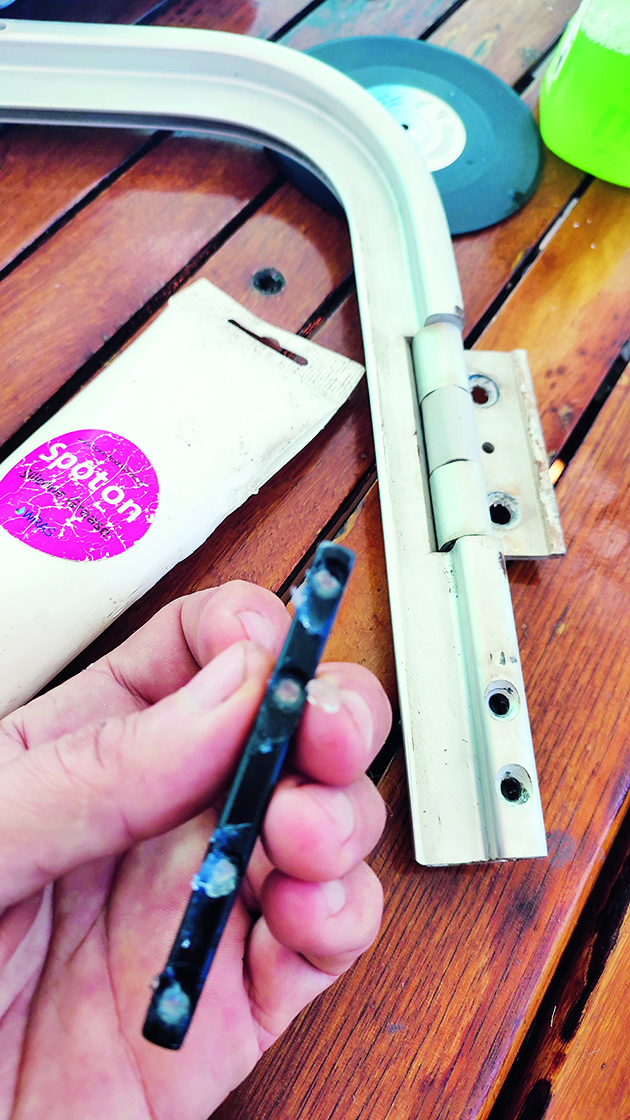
488;692;511;716
496;764;532;805
252;268;285;295
490;502;512;526
485;680;520;720
482;441;495;454
472;385;489;405
488;492;520;528
402;123;409;130
500;776;523;801
469;373;499;407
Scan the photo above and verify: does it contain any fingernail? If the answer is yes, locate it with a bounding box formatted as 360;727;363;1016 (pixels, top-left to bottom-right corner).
340;689;374;752
308;786;355;842
306;675;342;713
321;879;346;916
185;642;249;709
236;610;277;651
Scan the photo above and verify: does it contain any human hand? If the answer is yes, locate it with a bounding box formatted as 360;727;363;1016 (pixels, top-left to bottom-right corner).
0;580;391;1119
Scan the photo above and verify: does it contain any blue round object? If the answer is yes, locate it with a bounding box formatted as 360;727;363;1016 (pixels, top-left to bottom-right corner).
274;37;543;235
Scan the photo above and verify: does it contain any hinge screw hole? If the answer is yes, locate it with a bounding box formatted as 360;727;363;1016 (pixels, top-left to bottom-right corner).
489;692;510;716
485;680;520;720
496;764;532;805
490;502;511;525
501;776;523;801
469;373;499;407
488;491;520;528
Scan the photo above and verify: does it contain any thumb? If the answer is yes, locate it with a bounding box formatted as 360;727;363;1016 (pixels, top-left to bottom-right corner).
0;641;272;910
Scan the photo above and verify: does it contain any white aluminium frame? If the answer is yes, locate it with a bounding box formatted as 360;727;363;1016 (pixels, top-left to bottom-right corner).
0;20;547;864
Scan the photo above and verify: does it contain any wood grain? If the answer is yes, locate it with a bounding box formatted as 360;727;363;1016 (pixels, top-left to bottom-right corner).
283;0;579;87
211;324;630;1120
0;0;315;312
321;483;395;702
0;137;277;446
198;182;353;330
281;0;455;49
307;288;364;363
477;178;630;458
489;804;630;1120
541;905;630;1119
0;126;151;274
150;0;312;37
431;0;581;86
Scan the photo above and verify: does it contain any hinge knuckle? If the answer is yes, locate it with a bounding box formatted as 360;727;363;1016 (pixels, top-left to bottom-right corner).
412;321;469;398
413;326;490;548
430;460;491;549
422;384;481;471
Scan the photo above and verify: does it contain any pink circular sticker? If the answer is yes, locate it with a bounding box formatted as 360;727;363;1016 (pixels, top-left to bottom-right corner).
0;429;159;561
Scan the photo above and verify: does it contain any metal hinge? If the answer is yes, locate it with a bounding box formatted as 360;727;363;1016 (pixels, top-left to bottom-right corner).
467;349;564;559
414;327;563;559
406;324;563;864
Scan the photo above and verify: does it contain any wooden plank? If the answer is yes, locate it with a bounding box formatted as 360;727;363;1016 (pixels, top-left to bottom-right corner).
0;126;151;274
282;0;455;50
541;906;630;1119
198;182;352;329
0;136;277;447
489;807;630;1120
306;288;364;361
431;0;581;86
0;0;309;402
211;327;630;1120
0;2;187;282
150;0;312;38
319;483;395;700
283;0;579;87
0;0;310;300
476;178;630;458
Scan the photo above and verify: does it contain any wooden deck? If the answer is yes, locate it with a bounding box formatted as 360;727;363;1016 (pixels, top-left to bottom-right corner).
1;1;629;1116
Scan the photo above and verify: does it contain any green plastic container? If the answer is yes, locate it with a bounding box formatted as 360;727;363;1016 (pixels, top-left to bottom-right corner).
540;0;630;187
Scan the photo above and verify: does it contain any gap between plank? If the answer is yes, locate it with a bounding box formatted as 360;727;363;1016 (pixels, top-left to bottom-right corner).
418;0;472;40
135;0;187;24
269;0;330;42
0;130;169;289
551;338;630;481
487;793;630;1120
463;176;593;350
298;272;357;338
275;462;378;605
